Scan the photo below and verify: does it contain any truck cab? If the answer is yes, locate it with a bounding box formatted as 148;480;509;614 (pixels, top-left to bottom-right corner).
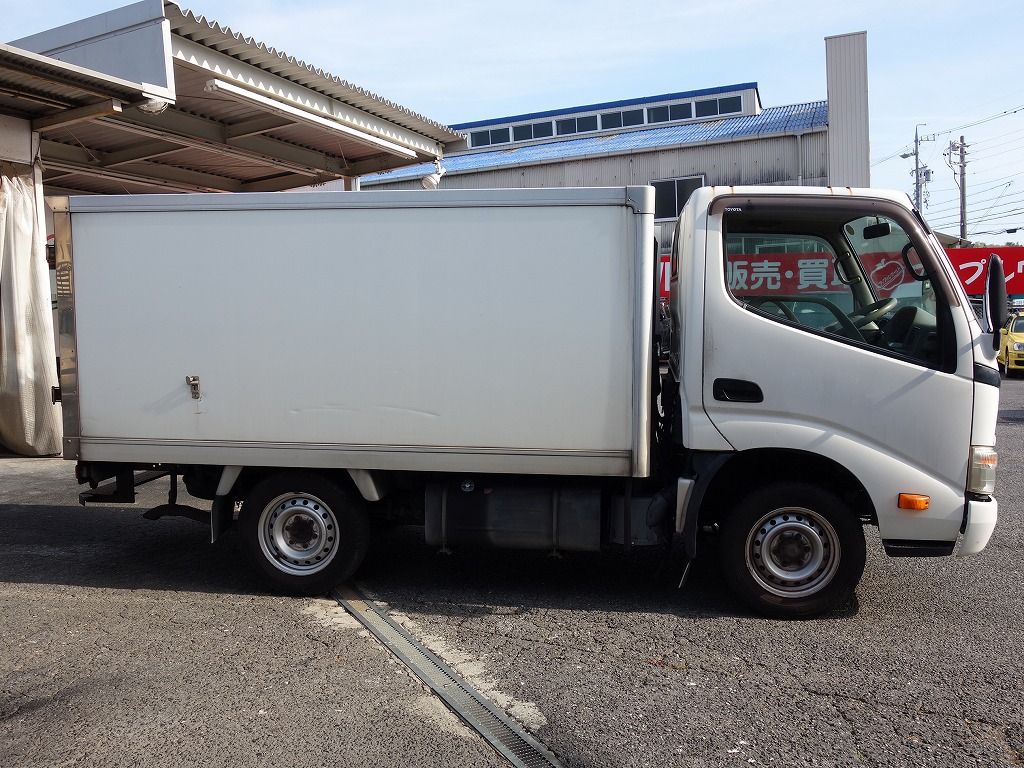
666;187;999;616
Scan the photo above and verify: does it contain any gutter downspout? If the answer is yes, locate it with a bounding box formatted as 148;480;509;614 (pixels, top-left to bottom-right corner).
796;132;804;186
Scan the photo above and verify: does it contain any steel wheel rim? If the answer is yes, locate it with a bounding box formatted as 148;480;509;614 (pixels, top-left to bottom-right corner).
257;492;339;575
745;506;841;598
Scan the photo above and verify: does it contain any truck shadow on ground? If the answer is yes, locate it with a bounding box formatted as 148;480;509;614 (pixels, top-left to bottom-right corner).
0;502;259;595
355;523;862;621
0;504;861;620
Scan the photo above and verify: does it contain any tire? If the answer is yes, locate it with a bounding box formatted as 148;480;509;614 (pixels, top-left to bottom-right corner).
239;472;370;596
719;482;866;619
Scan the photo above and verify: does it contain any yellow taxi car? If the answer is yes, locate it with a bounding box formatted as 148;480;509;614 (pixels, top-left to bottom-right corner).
998;313;1024;376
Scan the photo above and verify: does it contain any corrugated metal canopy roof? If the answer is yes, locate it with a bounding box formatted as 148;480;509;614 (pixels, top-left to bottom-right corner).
167;2;459;145
0;42;153;121
1;1;461;195
363;102;828;185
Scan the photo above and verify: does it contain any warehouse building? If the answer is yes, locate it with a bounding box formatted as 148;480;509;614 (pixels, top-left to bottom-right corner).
360;32;870;252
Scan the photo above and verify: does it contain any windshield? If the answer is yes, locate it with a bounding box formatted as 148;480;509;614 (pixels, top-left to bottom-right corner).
845;216;925;298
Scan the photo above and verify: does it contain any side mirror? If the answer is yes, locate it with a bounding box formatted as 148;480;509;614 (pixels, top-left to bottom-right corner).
983;254;1008;349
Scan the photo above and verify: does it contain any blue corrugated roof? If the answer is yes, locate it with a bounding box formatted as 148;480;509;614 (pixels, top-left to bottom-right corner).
362;101;828;185
450;83;759;129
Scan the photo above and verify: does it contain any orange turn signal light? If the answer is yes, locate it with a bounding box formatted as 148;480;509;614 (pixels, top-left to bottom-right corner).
898;493;930;511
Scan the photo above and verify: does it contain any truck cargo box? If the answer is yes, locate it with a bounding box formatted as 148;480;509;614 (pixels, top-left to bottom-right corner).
54;187;656;478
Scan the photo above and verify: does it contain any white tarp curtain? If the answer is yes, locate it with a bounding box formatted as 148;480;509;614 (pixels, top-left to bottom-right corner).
0;161;61;455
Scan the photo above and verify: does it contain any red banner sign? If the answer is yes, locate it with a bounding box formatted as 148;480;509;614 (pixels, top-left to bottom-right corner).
945;248;1024;295
657;247;1024;298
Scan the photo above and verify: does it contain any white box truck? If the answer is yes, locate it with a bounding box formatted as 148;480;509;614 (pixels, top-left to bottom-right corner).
50;185;1002;618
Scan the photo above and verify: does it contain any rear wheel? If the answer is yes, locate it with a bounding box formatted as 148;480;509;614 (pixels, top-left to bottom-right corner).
239;472;370;596
719;482;865;619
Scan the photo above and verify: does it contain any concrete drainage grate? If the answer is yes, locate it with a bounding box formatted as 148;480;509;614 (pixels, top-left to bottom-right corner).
332;586;563;768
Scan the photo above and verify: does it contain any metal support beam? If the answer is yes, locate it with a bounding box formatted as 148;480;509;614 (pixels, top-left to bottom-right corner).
41;139;243;192
224;114;294;140
99;109;349;178
100;139;184;167
32;99;123;132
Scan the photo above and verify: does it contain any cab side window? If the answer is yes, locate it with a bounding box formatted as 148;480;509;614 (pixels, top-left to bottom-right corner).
723;211;952;370
725;233;862;340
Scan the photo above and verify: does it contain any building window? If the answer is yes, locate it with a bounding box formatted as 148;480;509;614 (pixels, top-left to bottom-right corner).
601;112;622;129
470;127;512;147
467;92;744;148
670;103;692;120
653;176;705;220
622;109;645;127
556;116;599;136
510;122;554;141
647;105;670;123
473;126;520;146
719;95;742;114
695;99;718;118
596;107;649;129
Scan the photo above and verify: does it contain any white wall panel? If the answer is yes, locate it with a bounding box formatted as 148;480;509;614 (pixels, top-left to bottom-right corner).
826;32;870;186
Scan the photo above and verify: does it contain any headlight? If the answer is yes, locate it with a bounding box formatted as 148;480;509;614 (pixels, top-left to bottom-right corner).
1014;342;1024;352
968;446;997;495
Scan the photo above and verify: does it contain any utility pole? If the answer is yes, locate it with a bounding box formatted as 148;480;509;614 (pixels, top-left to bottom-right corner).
900;125;934;210
950;136;968;245
914;126;922;210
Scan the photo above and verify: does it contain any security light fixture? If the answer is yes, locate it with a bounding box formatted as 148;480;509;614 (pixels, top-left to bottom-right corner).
421;159;446;189
136;97;170;115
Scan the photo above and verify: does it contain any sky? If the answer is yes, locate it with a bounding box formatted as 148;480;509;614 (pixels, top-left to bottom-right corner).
4;0;1023;244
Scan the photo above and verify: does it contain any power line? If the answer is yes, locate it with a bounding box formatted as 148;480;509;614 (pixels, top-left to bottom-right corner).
927;188;1024;216
969;126;1024;147
874;103;1024;166
935;104;1024;137
969;183;1015;235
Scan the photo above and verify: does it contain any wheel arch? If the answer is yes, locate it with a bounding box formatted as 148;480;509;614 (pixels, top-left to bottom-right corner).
221;466;365;504
693;448;877;536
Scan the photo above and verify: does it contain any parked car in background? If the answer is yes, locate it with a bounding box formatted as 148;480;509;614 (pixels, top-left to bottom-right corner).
998;313;1024;376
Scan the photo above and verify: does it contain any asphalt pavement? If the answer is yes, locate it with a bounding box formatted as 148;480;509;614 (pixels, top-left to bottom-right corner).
2;380;1022;768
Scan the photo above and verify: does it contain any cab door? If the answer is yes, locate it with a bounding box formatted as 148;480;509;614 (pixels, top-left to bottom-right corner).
699;194;977;543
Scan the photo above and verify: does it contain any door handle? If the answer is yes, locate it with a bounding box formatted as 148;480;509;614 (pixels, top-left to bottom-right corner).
713;378;764;403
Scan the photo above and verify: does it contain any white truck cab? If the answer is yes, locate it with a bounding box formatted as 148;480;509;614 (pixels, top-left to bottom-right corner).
665;187;999;615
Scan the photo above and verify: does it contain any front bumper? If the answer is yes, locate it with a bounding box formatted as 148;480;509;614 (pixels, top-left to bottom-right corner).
958;497;998;556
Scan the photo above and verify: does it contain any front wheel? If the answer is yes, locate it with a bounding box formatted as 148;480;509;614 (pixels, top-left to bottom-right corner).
719;482;866;619
239;472;370;596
